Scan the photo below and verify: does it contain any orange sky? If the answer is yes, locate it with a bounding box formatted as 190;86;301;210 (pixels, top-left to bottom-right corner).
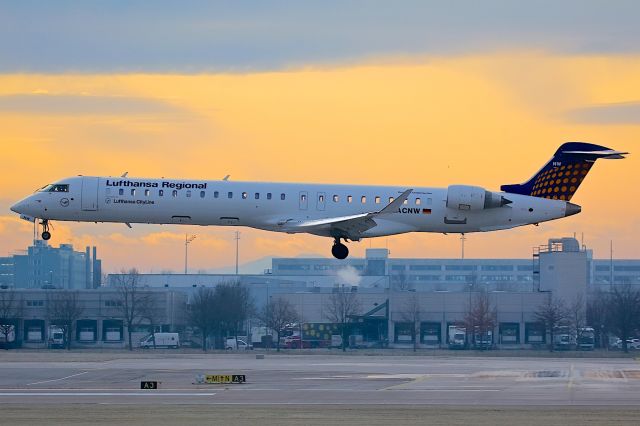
0;52;638;272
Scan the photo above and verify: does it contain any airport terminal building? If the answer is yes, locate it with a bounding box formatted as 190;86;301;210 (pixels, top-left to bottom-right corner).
105;236;639;349
2;236;639;349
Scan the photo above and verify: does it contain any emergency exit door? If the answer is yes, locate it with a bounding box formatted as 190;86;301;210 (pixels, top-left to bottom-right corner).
81;177;99;211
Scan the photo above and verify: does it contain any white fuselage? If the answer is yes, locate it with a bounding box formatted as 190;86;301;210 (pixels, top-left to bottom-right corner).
11;176;574;238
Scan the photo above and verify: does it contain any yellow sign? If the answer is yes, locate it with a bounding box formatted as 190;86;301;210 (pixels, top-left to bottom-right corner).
205;374;246;384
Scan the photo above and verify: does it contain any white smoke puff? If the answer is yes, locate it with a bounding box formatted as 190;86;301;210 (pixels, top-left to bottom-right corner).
336;265;362;287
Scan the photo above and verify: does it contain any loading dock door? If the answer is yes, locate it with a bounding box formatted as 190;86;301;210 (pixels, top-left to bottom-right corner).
81;177;100;211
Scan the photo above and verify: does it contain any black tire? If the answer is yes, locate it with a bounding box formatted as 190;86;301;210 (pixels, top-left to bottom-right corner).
42;231;51;240
331;243;349;260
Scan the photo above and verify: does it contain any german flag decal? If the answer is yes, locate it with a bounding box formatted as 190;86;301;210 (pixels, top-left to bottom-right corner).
422;209;432;214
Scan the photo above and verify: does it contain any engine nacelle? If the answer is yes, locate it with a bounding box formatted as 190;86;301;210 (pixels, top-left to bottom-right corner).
446;185;510;211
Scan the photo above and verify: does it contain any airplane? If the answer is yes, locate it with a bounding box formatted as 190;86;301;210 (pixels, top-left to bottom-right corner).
10;142;626;260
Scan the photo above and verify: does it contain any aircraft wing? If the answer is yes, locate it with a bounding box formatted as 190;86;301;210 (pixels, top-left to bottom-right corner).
287;189;413;240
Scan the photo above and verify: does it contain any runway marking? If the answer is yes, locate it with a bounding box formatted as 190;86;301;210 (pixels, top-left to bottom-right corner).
27;371;89;385
0;392;216;397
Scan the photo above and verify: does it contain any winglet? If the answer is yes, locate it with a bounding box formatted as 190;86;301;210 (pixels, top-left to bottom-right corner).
379;189;413;214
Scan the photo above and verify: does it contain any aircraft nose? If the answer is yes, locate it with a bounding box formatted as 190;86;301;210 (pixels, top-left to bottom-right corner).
10;200;26;214
564;202;581;217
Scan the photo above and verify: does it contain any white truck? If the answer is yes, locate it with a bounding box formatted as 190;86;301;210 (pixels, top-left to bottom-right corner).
448;325;466;349
139;332;180;349
225;337;253;350
48;326;65;349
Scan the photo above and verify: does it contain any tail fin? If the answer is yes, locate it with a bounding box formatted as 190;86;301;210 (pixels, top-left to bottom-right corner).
501;142;627;201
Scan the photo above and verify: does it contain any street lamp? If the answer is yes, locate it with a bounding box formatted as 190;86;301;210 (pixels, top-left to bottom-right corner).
184;234;196;274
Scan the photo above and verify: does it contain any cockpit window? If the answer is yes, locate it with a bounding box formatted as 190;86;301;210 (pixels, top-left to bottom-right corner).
40;184;69;193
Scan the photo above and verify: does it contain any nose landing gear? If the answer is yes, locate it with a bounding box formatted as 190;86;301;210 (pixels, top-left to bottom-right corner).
331;238;349;260
40;219;51;240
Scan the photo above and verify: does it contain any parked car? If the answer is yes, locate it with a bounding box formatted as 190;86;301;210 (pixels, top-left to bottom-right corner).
613;338;640;350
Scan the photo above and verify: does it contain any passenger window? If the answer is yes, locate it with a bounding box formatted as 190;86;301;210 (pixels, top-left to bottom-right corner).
375;196;381;204
403;199;408;205
281;193;286;200
333;195;339;202
228;192;233;199
159;189;164;196
389;197;394;203
267;193;272;200
214;191;219;198
347;195;352;203
301;194;307;202
200;191;205;198
131;189;136;196
319;195;324;202
144;189;150;197
119;189;124;196
242;192;248;199
255;193;260;200
172;190;178;197
186;190;192;198
416;198;421;205
361;196;366;204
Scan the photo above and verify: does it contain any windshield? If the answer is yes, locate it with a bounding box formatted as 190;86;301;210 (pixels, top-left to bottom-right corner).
38;184;69;193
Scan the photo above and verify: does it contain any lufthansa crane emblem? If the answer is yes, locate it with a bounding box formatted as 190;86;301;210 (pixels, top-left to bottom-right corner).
60;198;70;207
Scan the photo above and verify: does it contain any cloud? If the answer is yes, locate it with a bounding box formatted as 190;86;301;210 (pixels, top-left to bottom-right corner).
0;94;179;115
2;1;640;72
567;102;640;125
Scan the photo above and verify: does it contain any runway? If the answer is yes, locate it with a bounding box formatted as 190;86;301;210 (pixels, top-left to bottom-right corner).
1;352;640;406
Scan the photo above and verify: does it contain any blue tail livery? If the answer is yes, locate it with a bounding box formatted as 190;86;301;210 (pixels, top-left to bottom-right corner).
501;142;627;201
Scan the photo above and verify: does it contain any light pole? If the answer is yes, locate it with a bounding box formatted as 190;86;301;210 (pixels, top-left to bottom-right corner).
184;234;196;274
234;231;241;275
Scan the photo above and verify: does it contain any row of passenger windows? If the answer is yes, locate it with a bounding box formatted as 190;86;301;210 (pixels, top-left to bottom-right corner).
107;187;287;200
105;187;431;205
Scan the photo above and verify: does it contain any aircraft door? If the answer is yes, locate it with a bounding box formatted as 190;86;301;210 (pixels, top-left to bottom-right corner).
316;192;326;211
299;191;308;210
81;177;100;211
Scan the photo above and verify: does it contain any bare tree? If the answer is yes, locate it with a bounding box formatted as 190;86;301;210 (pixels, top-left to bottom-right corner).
47;290;84;350
534;293;568;352
188;287;217;351
606;285;640;353
400;296;421;352
0;289;21;349
587;290;609;348
568;294;586;347
324;286;361;352
215;282;254;347
140;292;162;349
464;291;497;350
393;270;411;291
260;297;298;352
112;269;150;350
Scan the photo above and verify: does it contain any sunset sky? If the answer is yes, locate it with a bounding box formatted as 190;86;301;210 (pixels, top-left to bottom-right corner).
0;1;638;273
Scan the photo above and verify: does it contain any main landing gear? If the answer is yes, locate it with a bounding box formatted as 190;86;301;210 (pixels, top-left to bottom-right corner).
40;219;51;240
331;238;349;260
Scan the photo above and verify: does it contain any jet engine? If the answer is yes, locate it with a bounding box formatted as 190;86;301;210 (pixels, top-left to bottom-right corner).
446;185;511;210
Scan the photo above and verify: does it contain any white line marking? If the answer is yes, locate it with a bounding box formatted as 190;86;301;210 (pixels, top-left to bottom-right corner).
27;371;89;385
0;392;216;397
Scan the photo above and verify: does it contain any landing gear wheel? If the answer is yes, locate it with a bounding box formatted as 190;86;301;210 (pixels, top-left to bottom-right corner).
331;241;349;260
40;219;51;241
